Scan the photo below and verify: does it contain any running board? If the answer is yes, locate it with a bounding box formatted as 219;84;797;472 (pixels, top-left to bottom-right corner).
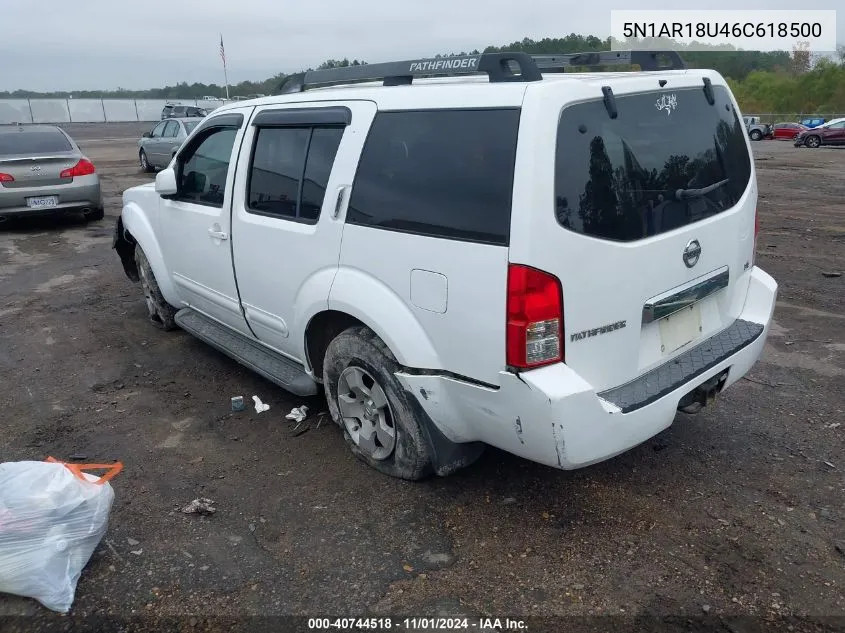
175;308;318;397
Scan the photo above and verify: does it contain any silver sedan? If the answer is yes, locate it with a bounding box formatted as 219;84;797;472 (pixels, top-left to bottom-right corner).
0;124;104;223
138;118;201;172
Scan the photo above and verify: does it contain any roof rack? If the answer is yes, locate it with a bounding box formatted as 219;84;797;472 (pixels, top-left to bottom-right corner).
279;49;686;93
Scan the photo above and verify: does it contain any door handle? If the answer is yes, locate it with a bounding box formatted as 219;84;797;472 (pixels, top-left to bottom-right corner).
208;228;228;240
332;185;348;219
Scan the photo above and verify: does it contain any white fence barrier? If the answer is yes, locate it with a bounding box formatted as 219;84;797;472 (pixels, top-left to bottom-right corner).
0;99;236;124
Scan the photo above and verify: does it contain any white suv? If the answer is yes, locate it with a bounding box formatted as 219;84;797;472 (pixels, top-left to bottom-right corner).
113;50;778;480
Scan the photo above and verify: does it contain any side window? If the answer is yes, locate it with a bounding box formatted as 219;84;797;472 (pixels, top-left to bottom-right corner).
346;109;520;245
247;125;344;222
176;126;239;207
151;122;167;138
163;121;179;138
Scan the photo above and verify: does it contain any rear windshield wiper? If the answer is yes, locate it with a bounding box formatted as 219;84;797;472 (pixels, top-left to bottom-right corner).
674;178;729;200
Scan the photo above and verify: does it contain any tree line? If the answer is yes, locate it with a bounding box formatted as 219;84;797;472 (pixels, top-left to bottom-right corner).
2;35;844;114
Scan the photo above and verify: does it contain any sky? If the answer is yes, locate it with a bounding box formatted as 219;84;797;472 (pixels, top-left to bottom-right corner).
0;0;842;92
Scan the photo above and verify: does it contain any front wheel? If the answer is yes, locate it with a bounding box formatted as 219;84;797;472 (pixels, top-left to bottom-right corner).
134;244;177;331
805;135;821;148
749;130;762;141
139;150;154;173
323;326;433;480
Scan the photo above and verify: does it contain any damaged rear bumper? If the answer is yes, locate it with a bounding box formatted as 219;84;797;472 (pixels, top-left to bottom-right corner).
396;266;778;471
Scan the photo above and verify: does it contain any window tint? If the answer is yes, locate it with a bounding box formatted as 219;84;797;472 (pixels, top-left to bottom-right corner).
247;126;344;222
347;109;519;245
163;121;179;137
0;129;72;156
177;127;238;207
554;85;751;242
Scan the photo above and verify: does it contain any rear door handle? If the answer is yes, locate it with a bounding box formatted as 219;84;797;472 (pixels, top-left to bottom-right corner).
208;228;228;241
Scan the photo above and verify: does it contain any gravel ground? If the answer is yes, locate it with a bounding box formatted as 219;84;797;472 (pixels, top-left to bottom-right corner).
0;128;843;633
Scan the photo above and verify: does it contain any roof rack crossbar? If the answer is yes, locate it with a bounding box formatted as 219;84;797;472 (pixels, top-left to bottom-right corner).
278;49;686;93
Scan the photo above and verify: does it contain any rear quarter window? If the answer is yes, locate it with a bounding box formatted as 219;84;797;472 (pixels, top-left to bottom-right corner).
0;129;72;155
554;85;751;242
347;108;521;246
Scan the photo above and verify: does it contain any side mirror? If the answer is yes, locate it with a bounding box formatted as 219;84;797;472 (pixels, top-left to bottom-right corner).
142;131;151;138
155;167;178;197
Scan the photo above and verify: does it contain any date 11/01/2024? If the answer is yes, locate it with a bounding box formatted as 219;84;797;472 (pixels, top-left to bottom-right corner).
622;21;823;39
308;617;528;630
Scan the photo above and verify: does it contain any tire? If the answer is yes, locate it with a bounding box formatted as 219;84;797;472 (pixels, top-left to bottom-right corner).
134;244;177;331
139;150;154;173
84;207;105;222
749;130;762;141
805;135;821;148
323;326;433;481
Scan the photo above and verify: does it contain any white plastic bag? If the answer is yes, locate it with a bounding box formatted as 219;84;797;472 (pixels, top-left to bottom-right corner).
0;458;122;613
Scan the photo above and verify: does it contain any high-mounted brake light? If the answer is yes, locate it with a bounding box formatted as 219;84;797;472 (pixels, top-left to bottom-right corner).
506;264;563;369
0;173;14;183
60;158;96;179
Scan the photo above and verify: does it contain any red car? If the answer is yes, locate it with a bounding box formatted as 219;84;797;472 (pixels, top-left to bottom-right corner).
772;122;808;140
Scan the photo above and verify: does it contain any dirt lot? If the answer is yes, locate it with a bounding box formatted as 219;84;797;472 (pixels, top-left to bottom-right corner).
1;124;843;632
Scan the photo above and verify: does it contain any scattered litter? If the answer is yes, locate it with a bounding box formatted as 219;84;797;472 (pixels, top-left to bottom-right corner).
231;396;245;412
180;498;216;516
821;272;842;278
129;549;143;556
824;461;837;469
829;423;841;430
0;458;123;613
127;538;140;546
252;395;270;414
286;405;308;423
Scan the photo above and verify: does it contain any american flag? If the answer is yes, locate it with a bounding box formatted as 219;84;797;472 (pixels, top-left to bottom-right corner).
219;35;226;65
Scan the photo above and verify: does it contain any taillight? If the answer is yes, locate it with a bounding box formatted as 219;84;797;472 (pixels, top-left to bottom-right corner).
752;207;759;267
0;173;14;183
506;264;563;369
60;158;96;179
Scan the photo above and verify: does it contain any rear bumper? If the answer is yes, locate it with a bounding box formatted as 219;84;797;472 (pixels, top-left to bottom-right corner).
397;266;778;471
0;176;103;217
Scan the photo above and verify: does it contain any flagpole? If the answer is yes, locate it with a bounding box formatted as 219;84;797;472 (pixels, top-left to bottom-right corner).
220;34;230;100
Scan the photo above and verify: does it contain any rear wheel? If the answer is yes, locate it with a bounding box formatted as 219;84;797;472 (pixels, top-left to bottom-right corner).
139;150;153;173
134;244;177;331
323;326;433;480
805;135;821;148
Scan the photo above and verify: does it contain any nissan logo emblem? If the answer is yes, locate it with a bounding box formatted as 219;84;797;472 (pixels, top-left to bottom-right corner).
683;239;702;268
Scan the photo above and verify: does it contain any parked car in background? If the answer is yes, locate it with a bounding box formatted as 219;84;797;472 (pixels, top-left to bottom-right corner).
799;117;826;128
138;118;202;172
161;105;208;120
743;116;773;141
794;117;845;148
0;124;103;223
771;122;808;140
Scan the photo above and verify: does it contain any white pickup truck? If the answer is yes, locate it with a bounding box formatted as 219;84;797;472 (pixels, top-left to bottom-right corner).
113;50;777;480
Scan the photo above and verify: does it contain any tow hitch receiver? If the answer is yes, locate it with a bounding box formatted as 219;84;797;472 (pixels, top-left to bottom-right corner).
678;370;730;414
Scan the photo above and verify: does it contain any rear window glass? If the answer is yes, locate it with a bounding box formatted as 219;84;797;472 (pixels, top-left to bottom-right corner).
347;108;520;246
184;121;200;134
554;85;751;242
0;129;72;156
